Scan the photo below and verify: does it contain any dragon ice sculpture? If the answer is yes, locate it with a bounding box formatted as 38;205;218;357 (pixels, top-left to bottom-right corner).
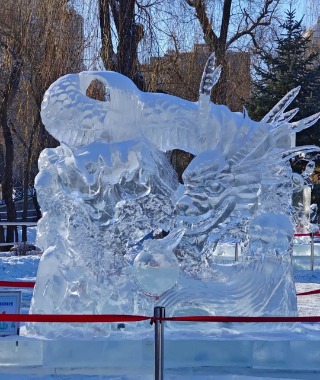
29;54;320;337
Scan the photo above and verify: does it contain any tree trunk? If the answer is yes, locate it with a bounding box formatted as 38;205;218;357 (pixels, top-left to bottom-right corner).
1;110;16;243
99;0;115;71
0;57;22;244
21;117;40;242
99;0;145;90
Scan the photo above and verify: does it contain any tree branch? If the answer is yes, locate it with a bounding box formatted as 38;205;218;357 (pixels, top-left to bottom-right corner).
186;0;219;49
110;0;120;31
228;0;280;48
136;0;159;9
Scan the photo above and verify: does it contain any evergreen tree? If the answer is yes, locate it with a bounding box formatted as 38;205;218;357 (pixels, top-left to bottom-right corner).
247;9;320;146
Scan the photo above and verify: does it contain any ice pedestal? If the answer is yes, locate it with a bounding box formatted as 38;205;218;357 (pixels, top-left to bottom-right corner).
2;330;320;375
0;337;43;366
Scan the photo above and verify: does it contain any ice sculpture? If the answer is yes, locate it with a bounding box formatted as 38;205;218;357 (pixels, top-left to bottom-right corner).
29;53;320;337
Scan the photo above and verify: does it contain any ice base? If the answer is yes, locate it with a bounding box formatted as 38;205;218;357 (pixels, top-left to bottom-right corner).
1;327;320;378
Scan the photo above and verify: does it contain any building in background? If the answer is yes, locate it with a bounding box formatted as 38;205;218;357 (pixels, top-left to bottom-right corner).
303;16;320;61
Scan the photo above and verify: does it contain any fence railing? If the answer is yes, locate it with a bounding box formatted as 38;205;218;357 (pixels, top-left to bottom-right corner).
231;233;320;270
0;222;37;249
294;232;320;270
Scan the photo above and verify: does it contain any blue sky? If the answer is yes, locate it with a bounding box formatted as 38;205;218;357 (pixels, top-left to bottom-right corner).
296;0;319;28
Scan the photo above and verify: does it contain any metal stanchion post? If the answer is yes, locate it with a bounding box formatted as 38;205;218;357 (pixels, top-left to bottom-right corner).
311;232;315;271
154;306;165;380
235;242;239;262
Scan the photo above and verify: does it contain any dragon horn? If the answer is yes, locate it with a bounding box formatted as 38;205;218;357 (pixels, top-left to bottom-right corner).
199;52;221;96
261;86;301;124
291;112;320;132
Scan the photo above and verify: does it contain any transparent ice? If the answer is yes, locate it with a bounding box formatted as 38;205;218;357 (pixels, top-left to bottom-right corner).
29;53;320;337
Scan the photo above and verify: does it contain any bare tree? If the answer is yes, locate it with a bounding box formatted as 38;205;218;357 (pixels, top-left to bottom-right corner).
182;0;283;103
21;1;83;241
0;1;29;242
0;0;84;243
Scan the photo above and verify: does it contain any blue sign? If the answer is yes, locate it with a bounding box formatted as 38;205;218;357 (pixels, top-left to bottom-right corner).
0;292;21;336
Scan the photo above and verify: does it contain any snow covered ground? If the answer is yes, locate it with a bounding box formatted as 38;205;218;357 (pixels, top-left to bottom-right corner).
1;242;320;379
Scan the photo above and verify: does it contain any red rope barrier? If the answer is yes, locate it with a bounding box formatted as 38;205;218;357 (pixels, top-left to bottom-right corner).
296;288;320;296
0;281;35;288
0;314;150;323
294;233;320;237
162;315;320;323
1;314;320;324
